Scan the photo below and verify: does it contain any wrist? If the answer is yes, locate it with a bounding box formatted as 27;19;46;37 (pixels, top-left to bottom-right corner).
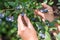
28;37;38;40
23;36;38;40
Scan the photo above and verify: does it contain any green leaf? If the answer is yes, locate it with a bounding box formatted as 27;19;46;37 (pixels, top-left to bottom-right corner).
45;25;48;31
8;2;16;7
57;20;60;24
4;2;10;8
43;0;48;3
20;0;29;2
56;33;60;40
48;1;54;5
58;0;60;2
44;32;51;40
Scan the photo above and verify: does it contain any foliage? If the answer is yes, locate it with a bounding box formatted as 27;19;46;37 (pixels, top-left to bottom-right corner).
0;0;60;40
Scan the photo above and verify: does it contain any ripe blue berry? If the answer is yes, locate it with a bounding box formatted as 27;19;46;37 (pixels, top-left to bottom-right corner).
16;6;20;10
6;16;14;22
31;18;39;22
16;5;22;10
40;9;48;13
39;33;45;39
32;18;35;21
0;13;5;18
21;12;25;16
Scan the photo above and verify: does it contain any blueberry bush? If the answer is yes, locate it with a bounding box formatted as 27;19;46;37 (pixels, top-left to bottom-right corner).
0;0;60;40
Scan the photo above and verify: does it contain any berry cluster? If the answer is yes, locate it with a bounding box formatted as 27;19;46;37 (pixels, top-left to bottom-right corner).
0;13;14;24
6;16;14;22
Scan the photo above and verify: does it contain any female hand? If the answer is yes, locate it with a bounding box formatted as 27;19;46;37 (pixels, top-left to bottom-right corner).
17;14;38;40
34;3;60;34
34;3;54;22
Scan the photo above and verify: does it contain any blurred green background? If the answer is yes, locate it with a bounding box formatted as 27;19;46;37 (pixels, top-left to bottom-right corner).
0;0;60;40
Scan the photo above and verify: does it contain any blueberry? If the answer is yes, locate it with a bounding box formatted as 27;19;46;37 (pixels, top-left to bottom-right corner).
0;13;5;18
31;18;39;22
39;33;45;39
16;5;22;10
21;12;25;16
6;16;14;22
0;19;2;24
40;9;48;13
16;6;20;10
41;34;45;39
32;18;36;21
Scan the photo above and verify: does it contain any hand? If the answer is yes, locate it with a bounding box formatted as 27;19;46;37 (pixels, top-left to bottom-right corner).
55;23;60;32
17;14;38;40
34;3;54;22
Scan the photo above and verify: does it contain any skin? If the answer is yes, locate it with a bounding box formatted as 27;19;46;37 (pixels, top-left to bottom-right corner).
34;3;54;22
17;3;60;40
17;14;38;40
34;3;60;34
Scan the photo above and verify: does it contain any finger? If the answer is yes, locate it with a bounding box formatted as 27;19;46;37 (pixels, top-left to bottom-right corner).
34;10;45;19
23;14;34;29
42;18;45;22
41;3;52;9
42;3;53;14
18;14;25;30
